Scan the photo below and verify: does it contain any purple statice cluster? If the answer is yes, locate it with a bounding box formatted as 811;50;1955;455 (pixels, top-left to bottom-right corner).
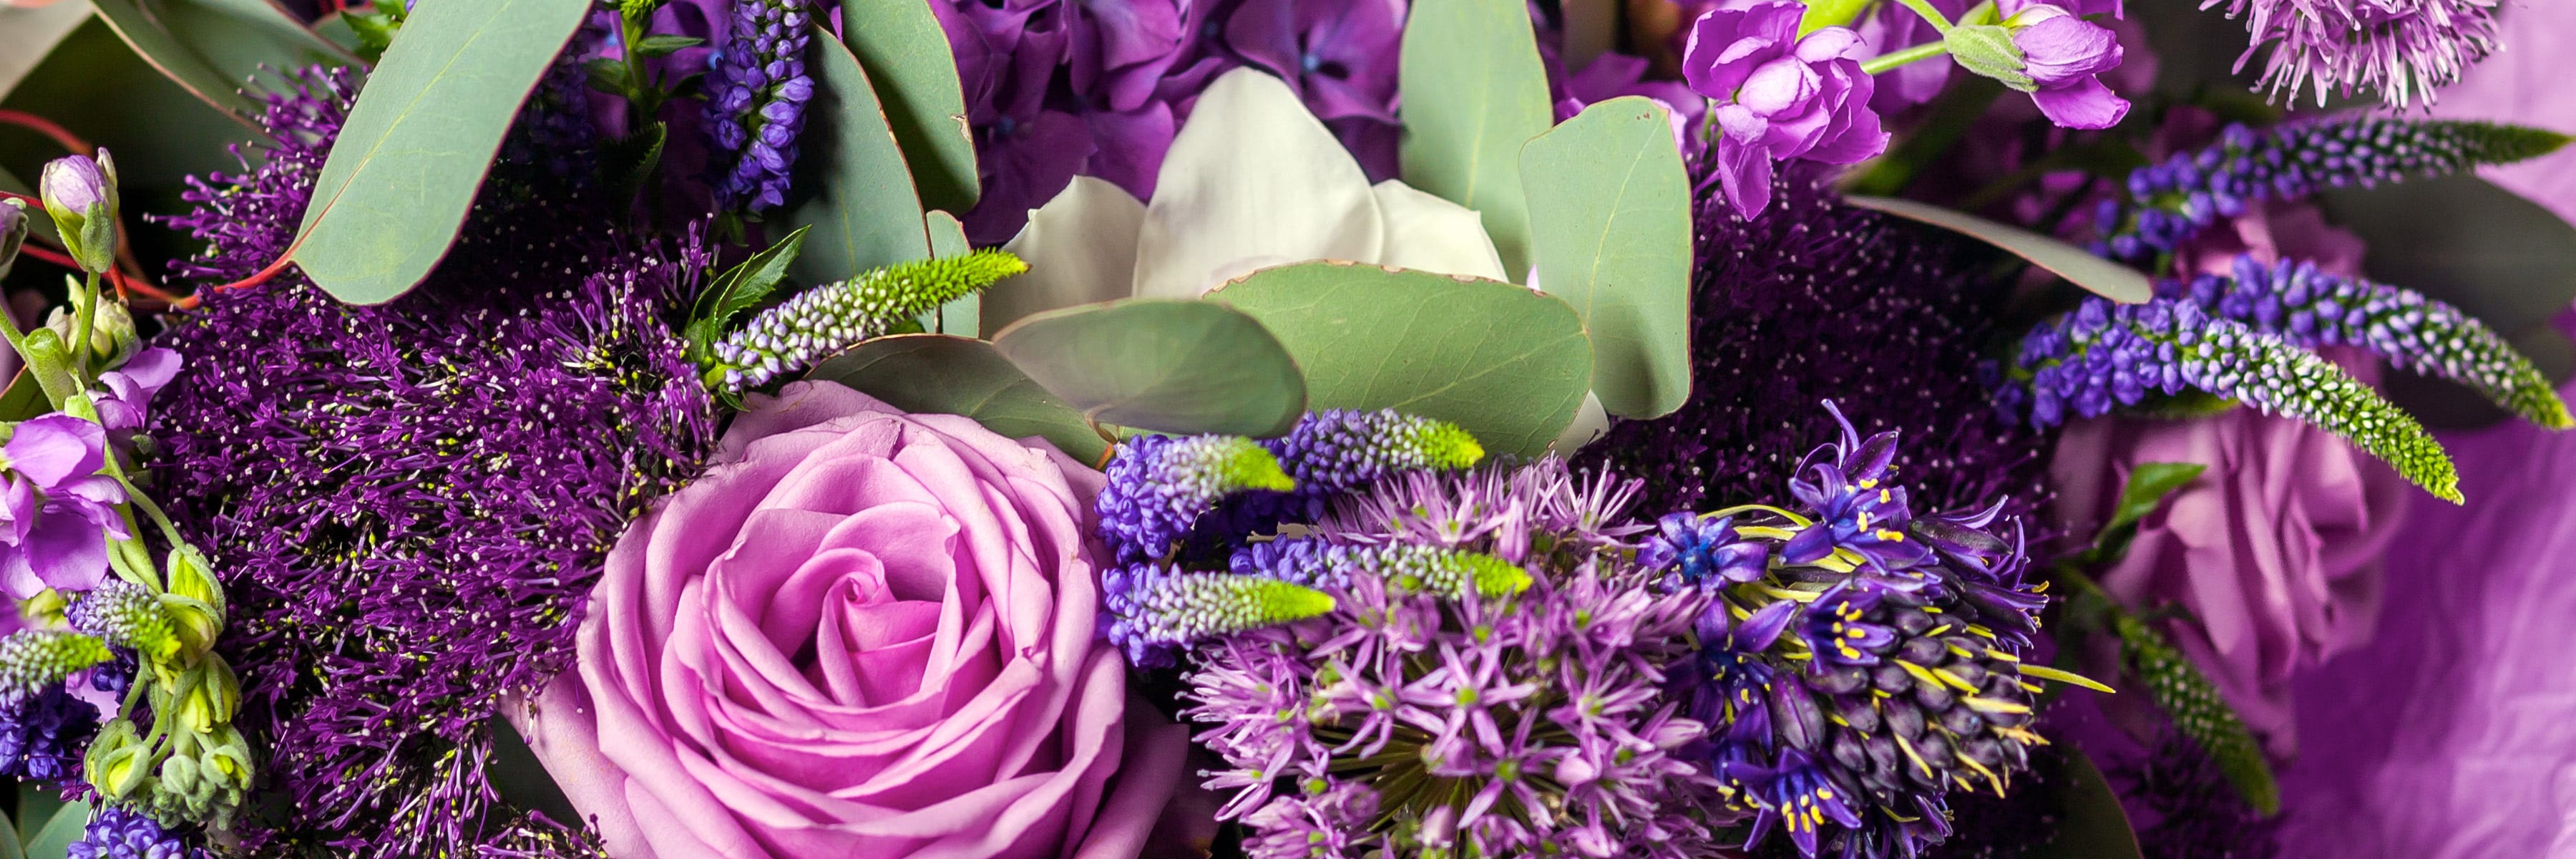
2169;255;2570;429
1995;293;2459;501
2091;117;2570;263
937;0;1407;242
703;0;814;213
2208;0;2496;109
150;69;716;859
1189;459;1725;859
67;806;210;859
1589;162;2046;520
1650;403;2061;859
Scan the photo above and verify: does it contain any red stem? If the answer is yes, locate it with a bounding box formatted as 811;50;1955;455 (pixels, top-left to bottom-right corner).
0;110;91;157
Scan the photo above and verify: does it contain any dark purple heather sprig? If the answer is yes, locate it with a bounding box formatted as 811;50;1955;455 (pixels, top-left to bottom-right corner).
1587;163;2046;520
1186;461;1725;859
151;70;717;859
1997;295;2459;501
703;0;814;214
2210;0;2496;110
1654;404;2064;859
2092;117;2571;263
66;805;211;859
2166;255;2572;429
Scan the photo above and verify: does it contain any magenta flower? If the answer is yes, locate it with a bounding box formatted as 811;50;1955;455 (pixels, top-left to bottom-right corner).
2006;3;2130;129
91;348;179;432
1680;1;1888;218
0;414;127;598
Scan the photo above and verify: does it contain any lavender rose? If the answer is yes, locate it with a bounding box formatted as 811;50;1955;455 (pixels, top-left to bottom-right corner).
516;382;1186;858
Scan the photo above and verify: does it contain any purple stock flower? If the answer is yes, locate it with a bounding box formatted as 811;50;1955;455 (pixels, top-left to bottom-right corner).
1680;1;1888;218
93;348;180;432
2006;4;2129;129
0;414;127;598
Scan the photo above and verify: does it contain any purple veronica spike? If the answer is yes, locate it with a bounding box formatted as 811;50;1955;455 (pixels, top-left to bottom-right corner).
92;348;180;432
2163;256;2571;429
1096;434;1292;564
1999;294;2459;500
0;684;97;782
1099;563;1334;667
2093;117;2572;263
704;0;814;213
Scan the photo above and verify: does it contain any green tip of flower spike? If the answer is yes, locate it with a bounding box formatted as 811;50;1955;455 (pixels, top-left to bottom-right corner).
1458;552;1532;598
0;629;112;694
1148;573;1336;640
1409;419;1485;470
2226;330;2463;503
2117;615;2280;816
2449;120;2576;165
1204;437;1295;494
864;248;1029;321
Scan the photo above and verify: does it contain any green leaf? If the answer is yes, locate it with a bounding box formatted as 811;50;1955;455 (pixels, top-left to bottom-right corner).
780;29;930;287
15;788;61;852
91;0;360;126
809;334;1108;463
2090;462;2205;566
1520;96;1693;419
991;299;1307;438
926;210;979;336
839;2;977;215
20;800;84;859
289;0;592;304
0;370;44;422
631;34;704;57
1845;195;2154;304
0;3;92;100
687;223;810;350
2026;749;2145;859
1397;0;1551;281
1206;261;1593;457
2116;615;2281;817
597;120;666;210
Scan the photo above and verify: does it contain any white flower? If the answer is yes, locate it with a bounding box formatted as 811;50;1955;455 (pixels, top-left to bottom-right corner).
982;68;1509;332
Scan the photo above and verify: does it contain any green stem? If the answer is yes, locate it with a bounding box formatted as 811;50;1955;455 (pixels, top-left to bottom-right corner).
70;269;98;380
1861;41;1951;74
1894;0;1956;30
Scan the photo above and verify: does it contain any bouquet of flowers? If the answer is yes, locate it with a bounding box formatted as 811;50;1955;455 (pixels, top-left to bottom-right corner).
0;0;2566;856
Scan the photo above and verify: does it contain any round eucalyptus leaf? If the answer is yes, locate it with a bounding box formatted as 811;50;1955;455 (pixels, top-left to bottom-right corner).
991;299;1308;438
809;334;1109;464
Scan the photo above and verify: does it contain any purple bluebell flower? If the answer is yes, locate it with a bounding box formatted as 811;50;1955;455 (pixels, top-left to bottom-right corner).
1742;749;1864;856
1796;583;1901;667
1779;404;1935;577
1640;512;1770;587
0;684;98;782
2004;3;2129;129
66;805;208;859
1679;1;1887;218
703;0;814;213
0;414;130;598
2093;117;2571;263
1677;598;1795;740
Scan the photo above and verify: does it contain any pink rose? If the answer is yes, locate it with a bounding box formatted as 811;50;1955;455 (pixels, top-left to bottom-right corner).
514;382;1186;859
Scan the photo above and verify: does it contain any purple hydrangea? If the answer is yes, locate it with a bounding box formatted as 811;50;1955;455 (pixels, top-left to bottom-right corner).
703;0;814;213
151;69;717;858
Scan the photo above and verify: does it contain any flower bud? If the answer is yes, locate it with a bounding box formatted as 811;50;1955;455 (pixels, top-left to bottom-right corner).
84;717;151;800
165;545;227;621
1943;24;2036;92
39;150;117;275
16;326;77;405
0;200;26;280
44;290;137;369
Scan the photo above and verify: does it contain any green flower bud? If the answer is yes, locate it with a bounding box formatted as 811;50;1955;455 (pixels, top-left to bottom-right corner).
165;545;225;618
1943;24;2036;91
39;150;117;275
17;326;79;405
44;285;137;369
84;718;152;800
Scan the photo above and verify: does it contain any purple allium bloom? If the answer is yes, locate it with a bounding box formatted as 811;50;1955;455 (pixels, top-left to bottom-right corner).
1999;293;2459;500
703;0;814;213
2092;116;2571;263
2162;255;2569;428
151;69;718;859
1639;512;1770;587
475;812;614;859
1588;164;2046;522
1679;1;1888;219
0;683;98;782
67;805;208;859
1096;433;1292;563
0;414;129;599
1186;462;1724;858
158;67;357;285
2209;0;2496;109
2004;3;2129;130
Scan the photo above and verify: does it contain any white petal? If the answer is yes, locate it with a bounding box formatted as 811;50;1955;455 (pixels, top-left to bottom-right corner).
1371;180;1509;281
985;177;1147;336
1132;68;1384;299
1550;392;1611;453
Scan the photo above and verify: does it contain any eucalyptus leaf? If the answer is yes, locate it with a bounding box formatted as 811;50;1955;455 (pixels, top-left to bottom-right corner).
2025;749;2145;859
1845;195;2153;304
290;0;591;304
1521;97;1693;419
20;800;84;859
839;2;977;215
779;29;930;287
0;370;44;422
15;789;60;850
991;299;1307;438
150;0;361;82
1206;261;1593;457
0;811;19;859
810;334;1107;463
927;210;979;336
0;4;91;100
86;0;263;124
1397;0;1551;281
2320;175;2576;336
